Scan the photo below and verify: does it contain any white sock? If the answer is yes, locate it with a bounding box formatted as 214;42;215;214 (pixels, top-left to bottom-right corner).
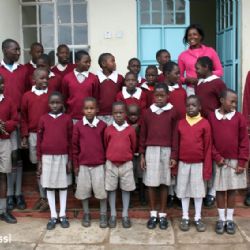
150;210;157;217
181;197;190;220
226;208;234;221
159;212;167;218
47;190;57;218
218;208;226;221
59;190;67;217
194;198;202;221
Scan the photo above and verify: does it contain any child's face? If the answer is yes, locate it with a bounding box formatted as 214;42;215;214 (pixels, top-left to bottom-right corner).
30;45;43;63
57;47;70;65
165;65;180;83
103;56;116;72
36;58;49;71
154;88;168;108
128;60;141;75
0;78;4;94
125;74;137;91
49;95;63;114
186;98;200;117
220;92;237;113
83;101;97;120
127;106;139;124
34;70;49;90
4;41;20;62
195;62;208;79
76;55;91;72
145;68;158;85
113;105;126;125
157;52;171;65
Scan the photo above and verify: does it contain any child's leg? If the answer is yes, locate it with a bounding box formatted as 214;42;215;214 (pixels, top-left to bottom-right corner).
216;191;226;221
0;173;7;214
82;199;89;214
108;191;116;217
181;197;190;220
100;199;107;215
121;190;130;217
159;185;168;216
148;187;156;213
194;198;203;221
46;189;57;218
226;190;236;221
7;172;15;196
15;162;23;196
38;179;47;198
59;189;67;217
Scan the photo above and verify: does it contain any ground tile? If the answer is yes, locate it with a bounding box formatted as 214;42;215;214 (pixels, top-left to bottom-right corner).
36;244;104;250
235;217;250;242
176;244;249;250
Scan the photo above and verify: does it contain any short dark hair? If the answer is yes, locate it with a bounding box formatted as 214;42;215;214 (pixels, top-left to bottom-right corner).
156;49;170;59
84;97;97;106
2;39;18;50
98;53;113;68
220;88;236;99
33;67;48;79
128;57;140;65
37;54;50;65
183;24;205;44
187;95;201;105
127;104;140;114
163;61;178;75
196;56;213;71
154;82;169;94
112;101;126;110
146;65;157;73
124;71;137;80
49;91;64;101
30;42;43;50
57;44;69;53
75;50;89;61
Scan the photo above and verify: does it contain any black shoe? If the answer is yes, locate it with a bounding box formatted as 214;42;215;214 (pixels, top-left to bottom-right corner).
204;195;215;208
47;217;58;230
0;212;17;224
215;220;225;234
159;217;168;230
82;213;91;227
226;220;236;235
147;216;158;229
122;216;131;228
167;195;175;208
7;195;15;211
108;216;117;228
59;216;70;228
16;195;26;210
244;193;250;206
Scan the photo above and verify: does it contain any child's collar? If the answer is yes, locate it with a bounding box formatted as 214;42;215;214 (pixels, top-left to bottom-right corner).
186;113;202;126
83;116;99;127
122;86;142;99
112;121;129;131
197;75;219;85
0;94;4;102
31;85;48;96
1;60;20;72
215;108;236;120
150;103;173;115
96;70;118;83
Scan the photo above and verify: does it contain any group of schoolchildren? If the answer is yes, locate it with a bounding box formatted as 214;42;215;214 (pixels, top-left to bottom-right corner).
0;39;249;237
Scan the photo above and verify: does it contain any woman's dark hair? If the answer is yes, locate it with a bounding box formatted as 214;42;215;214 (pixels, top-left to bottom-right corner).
183;24;205;44
163;61;178;75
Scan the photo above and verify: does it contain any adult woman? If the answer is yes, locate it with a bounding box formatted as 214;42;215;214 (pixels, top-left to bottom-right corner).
178;24;223;96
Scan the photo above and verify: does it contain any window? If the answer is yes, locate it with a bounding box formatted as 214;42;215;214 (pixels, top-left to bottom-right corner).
20;0;88;64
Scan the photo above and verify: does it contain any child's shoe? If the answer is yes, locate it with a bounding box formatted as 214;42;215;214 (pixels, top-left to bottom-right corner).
204;195;215;208
16;195;26;210
159;217;168;230
7;195;16;210
82;213;91;227
108;216;117;228
47;217;57;230
244;193;250;206
122;216;131;228
39;198;50;212
147;216;158;229
99;214;108;228
225;220;236;234
0;211;17;224
215;220;225;234
59;216;70;228
179;219;190;231
194;219;206;232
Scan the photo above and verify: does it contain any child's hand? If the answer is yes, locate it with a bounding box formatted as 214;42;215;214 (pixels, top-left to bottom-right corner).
140;154;146;170
74;167;79;176
169;159;177;168
21;137;29;149
36;161;42;178
66;161;72;174
185;77;198;85
217;158;225;167
235;165;245;174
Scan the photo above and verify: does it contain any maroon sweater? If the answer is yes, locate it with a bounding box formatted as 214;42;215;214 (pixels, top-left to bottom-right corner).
208;111;249;167
37;113;73;160
178;118;212;180
195;78;227;117
139;106;179;160
158;73;165;83
0;97;18;139
51;64;76;79
140;83;155;108
62;72;99;120
98;75;124;115
72;119;107;169
20;91;49;137
24;62;36;79
104;125;136;165
0;65;29;110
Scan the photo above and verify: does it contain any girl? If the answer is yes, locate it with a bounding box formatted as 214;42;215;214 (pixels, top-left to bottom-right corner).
156;49;171;83
177;95;212;232
208;89;249;235
140;83;178;230
37;92;73;230
127;58;146;86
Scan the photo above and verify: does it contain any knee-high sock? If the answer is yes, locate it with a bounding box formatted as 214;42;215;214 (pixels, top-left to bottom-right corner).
194;198;203;221
7;168;17;196
37;179;46;198
59;190;67;217
100;199;107;215
121;190;130;217
47;190;57;218
15;166;23;196
82;199;89;214
0;198;7;214
109;191;116;217
181;197;190;220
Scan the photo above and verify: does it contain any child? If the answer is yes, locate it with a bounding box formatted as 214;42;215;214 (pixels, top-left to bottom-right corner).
0;74;18;224
105;102;136;228
62;50;99;122
73;97;107;228
140;83;178;230
195;56;227;208
21;67;50;211
51;44;75;78
156;49;171;83
37;92;73;230
208;89;249;235
127;58;146;86
176;95;212;232
127;104;146;205
141;65;158;108
97;53;123;125
116;72;147;111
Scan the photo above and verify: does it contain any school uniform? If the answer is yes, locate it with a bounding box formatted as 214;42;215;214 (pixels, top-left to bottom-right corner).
0;95;18;173
208;110;249;191
137;75;146;87
62;69;99;120
176;115;212;198
157;68;165;83
72;116;107;200
195;75;227;117
20;86;49;164
97;70;123;125
37;113;73;189
139;104;179;187
51;63;75;79
24;61;36;86
104;121;136;191
116;87;147;111
140;82;155;108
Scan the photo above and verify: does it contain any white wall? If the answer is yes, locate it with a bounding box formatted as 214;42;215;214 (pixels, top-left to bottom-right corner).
88;0;137;74
0;0;21;60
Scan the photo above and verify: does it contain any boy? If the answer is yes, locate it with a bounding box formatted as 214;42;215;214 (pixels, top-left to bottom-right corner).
156;49;171;83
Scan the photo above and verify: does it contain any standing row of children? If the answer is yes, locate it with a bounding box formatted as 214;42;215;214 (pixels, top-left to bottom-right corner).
0;39;249;236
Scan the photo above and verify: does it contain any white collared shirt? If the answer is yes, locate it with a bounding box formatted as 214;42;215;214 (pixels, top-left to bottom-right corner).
96;70;118;83
31;85;48;96
150;103;173;115
112;121;129;132
157;67;162;75
141;82;150;90
168;83;179;92
57;63;67;71
0;94;4;102
74;69;89;83
83;116;99;128
122;87;142;100
49;113;63;119
215;108;236;120
49;71;55;78
29;60;36;69
138;75;142;83
197;75;220;85
1;60;20;72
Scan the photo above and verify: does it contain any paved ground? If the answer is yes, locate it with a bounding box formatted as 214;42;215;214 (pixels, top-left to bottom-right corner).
0;217;250;250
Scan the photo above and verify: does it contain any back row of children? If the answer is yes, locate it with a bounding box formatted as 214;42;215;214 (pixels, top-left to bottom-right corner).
0;39;249;236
